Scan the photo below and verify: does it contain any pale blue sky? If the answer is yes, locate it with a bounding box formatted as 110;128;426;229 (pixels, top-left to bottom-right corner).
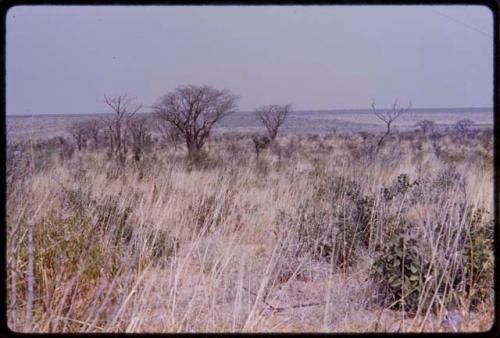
6;5;494;115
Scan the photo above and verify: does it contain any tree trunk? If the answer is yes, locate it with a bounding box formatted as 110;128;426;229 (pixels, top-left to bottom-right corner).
186;138;202;155
376;123;392;152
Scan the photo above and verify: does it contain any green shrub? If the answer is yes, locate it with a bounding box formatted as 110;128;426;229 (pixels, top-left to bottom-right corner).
370;232;429;313
370;207;493;314
15;213;124;296
461;209;493;307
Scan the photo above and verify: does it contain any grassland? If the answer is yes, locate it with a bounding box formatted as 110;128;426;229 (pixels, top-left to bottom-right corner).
6;111;494;332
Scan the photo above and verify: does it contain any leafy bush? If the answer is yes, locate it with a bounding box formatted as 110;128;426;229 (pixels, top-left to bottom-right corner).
461;209;493;307
370;232;429;313
370;206;493;314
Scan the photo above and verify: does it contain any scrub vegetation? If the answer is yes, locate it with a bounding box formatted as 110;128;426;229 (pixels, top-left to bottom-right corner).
6;87;494;333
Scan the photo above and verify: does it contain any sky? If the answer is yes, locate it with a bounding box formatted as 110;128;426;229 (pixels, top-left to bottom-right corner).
6;5;494;115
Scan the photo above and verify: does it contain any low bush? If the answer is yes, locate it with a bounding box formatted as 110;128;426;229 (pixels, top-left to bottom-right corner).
370;232;429;314
370;206;493;314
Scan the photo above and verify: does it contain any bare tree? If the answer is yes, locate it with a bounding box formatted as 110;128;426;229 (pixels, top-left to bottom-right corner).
416;119;436;135
67;122;86;151
371;99;411;151
255;104;291;141
252;104;291;160
153;85;239;155
68;119;103;150
455;119;474;136
127;115;152;162
86;119;103;149
102;95;142;165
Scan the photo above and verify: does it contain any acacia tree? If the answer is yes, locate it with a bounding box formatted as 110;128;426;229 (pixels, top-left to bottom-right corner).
102;95;142;165
253;104;291;159
153;85;239;155
371;99;411;152
255;104;291;140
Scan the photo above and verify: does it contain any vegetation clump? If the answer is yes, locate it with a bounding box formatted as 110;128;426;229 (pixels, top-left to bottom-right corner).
371;232;428;313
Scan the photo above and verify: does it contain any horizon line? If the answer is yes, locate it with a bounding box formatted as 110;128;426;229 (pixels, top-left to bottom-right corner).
6;106;494;117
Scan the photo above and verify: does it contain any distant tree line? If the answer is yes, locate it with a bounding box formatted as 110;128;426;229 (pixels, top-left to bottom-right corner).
66;84;477;165
66;84;292;164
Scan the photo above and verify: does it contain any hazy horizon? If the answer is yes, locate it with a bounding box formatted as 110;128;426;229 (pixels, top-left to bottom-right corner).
6;106;494;118
6;5;494;115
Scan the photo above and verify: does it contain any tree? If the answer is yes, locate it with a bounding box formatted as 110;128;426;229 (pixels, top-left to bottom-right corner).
253;104;291;159
102;95;142;165
86;119;103;149
255;104;291;141
371;99;411;152
415;119;436;135
153;85;239;155
67;121;89;151
455;119;474;136
127;115;152;162
67;119;103;151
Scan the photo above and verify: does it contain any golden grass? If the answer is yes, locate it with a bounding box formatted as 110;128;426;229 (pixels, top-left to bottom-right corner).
6;129;494;332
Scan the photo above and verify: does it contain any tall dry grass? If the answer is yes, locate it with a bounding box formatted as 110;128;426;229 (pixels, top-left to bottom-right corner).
6;128;494;332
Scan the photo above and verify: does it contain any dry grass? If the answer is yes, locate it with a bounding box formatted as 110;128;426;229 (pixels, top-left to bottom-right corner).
6;127;494;333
